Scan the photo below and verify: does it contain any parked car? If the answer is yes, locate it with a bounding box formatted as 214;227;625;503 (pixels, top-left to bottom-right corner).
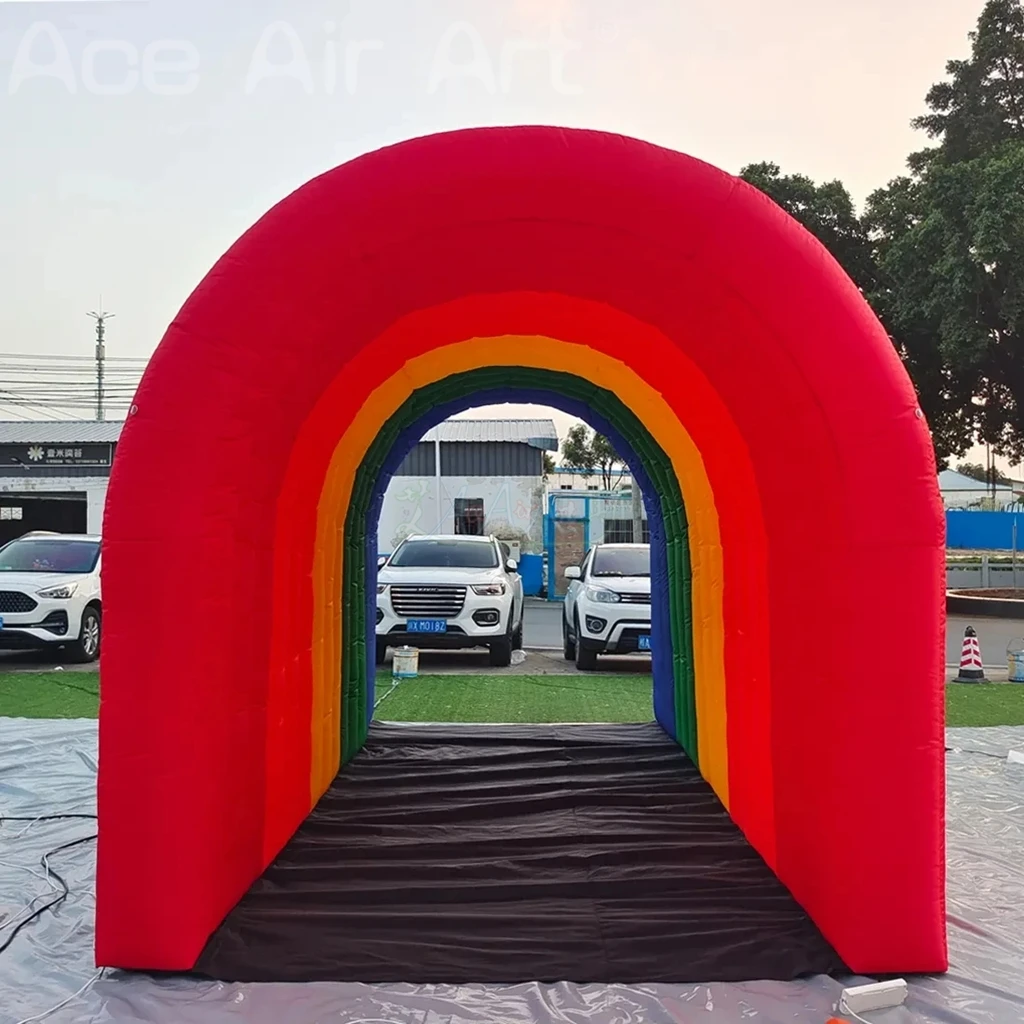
376;534;525;667
0;533;102;662
563;543;651;671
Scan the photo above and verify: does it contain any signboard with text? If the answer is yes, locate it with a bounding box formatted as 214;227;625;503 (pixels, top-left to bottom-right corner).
0;443;113;468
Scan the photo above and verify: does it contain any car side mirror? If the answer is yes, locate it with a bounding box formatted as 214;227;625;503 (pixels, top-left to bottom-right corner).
377;556;387;569
506;559;518;573
564;566;581;580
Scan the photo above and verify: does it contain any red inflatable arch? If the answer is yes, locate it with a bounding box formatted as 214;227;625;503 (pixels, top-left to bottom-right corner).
96;127;946;980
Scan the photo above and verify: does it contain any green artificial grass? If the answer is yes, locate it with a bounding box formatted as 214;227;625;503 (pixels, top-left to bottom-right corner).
0;671;99;719
4;672;1023;731
946;682;1024;727
374;673;654;724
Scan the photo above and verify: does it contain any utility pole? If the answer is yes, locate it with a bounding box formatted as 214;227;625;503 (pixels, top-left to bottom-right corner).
631;469;644;544
87;305;113;422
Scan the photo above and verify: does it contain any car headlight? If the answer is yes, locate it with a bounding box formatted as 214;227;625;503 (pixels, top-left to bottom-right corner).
585;586;620;603
472;582;507;596
37;583;78;600
377;584;388;595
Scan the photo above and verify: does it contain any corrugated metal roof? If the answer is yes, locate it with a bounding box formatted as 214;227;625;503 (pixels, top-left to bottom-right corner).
421;419;559;451
0;418;561;451
0;421;124;444
939;469;1015;492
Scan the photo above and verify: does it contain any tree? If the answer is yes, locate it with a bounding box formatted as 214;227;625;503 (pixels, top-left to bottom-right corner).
956;461;1013;483
741;2;1024;464
865;0;1024;462
592;432;625;491
561;424;596;480
874;143;1024;459
910;0;1024;170
740;162;968;462
560;424;625;490
862;175;979;465
543;452;556;480
739;162;878;291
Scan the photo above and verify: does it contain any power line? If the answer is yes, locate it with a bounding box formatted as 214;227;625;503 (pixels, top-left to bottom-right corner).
0;350;146;420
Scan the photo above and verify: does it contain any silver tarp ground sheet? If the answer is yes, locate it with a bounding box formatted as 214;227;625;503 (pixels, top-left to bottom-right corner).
1;718;1023;1024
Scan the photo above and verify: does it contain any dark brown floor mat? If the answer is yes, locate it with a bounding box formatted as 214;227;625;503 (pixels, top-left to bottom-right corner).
195;722;847;984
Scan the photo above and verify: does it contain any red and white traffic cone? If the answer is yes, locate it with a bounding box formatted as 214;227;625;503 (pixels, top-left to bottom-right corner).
956;626;986;683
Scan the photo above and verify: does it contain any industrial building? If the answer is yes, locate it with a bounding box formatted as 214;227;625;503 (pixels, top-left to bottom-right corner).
0;418;559;552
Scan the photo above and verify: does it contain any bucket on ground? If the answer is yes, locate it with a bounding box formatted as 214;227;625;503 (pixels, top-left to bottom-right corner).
392;646;419;679
1008;639;1024;683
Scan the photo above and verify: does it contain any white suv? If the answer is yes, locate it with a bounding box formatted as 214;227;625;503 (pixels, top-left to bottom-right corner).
0;533;102;663
563;543;651;671
377;535;525;667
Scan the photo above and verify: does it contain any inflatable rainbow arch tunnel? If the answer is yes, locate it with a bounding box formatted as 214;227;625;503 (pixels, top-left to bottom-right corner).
95;127;947;976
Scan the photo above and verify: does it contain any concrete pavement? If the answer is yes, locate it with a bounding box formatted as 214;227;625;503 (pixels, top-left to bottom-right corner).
523;597;563;649
946;615;1024;681
3;601;1022;680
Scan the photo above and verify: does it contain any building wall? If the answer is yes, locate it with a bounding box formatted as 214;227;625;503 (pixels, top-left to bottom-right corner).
378;475;544;554
0;475;108;534
395;441;544;478
551;468;631;491
941;487;1018;511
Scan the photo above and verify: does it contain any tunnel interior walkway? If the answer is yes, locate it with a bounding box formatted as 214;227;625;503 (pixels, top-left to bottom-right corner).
196;722;846;984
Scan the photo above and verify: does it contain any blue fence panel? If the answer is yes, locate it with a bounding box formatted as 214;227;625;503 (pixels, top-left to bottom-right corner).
947;510;1024;551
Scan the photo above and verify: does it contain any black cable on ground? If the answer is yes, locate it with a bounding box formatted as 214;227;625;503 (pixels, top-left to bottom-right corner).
0;833;97;956
46;678;100;699
0;815;97;824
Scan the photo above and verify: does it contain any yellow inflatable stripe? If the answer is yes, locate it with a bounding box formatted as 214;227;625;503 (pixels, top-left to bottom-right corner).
310;337;729;805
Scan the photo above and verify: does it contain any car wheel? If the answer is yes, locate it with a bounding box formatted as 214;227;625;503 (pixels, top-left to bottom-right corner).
67;605;101;664
489;618;514;667
512;616;523;651
562;612;576;661
375;639;388;666
574;614;598;672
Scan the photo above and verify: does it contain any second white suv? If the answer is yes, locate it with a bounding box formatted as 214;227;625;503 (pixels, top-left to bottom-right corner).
563;543;651;671
0;533;102;663
376;535;525;667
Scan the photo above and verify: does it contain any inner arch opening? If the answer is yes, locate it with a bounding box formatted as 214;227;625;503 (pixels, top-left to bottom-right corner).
345;369;694;763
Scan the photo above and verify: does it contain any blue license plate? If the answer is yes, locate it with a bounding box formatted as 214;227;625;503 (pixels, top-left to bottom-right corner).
638;635;651;651
408;618;447;634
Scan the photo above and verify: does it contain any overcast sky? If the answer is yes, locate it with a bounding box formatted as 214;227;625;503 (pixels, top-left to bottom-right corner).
0;0;988;453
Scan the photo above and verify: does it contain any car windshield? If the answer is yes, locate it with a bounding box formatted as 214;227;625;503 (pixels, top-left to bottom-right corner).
389;538;498;569
0;538;100;574
591;546;650;577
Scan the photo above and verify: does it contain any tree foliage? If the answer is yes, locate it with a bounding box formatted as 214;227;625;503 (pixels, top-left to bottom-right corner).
743;0;1024;465
560;424;625;490
910;0;1024;169
739;163;878;291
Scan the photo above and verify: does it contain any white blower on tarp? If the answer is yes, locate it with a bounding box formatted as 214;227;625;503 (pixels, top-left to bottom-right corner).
956;626;986;683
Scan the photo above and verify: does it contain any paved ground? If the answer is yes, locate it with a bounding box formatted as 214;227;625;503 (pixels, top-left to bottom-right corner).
523;598;563;648
0;650;96;674
947;615;1024;681
386;599;652;676
3;603;1021;679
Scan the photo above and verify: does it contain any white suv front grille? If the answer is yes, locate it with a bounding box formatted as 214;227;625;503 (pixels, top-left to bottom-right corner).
616;592;651;604
390;585;467;618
